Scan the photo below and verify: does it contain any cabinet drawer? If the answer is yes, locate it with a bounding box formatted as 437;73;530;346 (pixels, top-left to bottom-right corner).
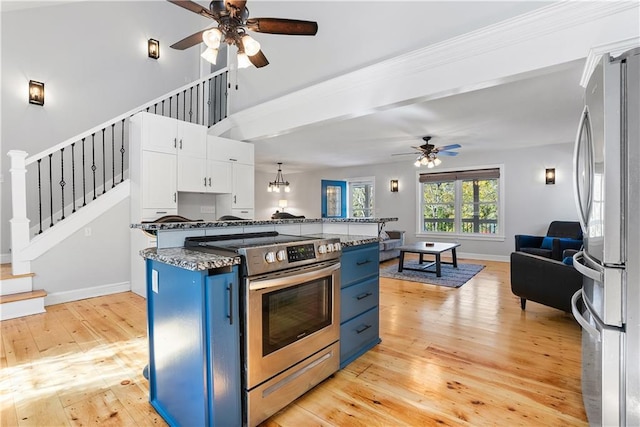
341;244;378;287
341;277;379;323
340;307;379;363
141;208;178;221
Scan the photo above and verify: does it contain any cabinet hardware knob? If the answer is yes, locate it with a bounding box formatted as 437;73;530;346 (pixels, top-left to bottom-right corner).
227;284;233;325
179;139;183;149
356;292;373;300
173;138;177;148
173;193;176;202
356;324;372;334
234;195;237;204
204;177;207;186
208;178;212;186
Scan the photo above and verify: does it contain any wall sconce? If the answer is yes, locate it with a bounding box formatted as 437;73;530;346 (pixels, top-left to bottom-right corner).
390;179;399;192
148;39;160;59
278;199;288;211
545;168;556;185
28;80;45;106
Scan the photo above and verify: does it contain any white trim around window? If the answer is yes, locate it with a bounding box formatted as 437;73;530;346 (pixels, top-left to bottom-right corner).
415;164;506;241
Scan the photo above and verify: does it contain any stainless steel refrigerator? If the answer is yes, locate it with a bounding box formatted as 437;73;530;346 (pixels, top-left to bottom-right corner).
571;47;639;427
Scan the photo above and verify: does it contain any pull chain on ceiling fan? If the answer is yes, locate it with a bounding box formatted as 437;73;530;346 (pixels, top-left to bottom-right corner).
168;0;318;68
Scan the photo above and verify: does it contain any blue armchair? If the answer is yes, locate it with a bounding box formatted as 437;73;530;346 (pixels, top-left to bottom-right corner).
514;221;583;261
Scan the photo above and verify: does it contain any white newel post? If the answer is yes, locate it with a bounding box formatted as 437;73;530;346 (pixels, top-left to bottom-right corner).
8;150;31;275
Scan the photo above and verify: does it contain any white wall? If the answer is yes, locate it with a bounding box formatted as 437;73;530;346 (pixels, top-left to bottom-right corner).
1;1;204;256
33;198;130;304
256;141;577;260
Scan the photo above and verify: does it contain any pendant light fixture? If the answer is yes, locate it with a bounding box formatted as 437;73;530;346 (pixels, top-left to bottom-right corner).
267;162;290;193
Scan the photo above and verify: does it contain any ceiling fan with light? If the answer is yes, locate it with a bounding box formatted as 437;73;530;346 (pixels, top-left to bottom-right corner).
392;136;461;168
168;0;318;68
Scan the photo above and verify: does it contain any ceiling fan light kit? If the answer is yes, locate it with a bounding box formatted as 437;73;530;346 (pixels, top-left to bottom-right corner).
168;0;318;69
398;136;460;168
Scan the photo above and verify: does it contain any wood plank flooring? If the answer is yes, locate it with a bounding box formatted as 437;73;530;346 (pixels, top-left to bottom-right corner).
0;258;587;426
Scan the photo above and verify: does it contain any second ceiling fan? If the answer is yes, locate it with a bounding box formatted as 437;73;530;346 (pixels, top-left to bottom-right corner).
168;0;318;68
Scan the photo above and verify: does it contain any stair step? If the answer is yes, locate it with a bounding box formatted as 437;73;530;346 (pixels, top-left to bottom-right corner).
1;263;35;280
0;289;47;305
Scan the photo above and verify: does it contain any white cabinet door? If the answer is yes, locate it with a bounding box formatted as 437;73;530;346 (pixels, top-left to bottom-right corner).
207;160;232;193
142;151;177;209
208;136;254;164
232;163;254;209
140;113;177;154
177;155;207;192
177;121;207;157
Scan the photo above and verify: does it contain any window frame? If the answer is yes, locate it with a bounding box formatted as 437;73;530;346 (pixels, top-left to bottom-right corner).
347;176;375;218
415;165;505;241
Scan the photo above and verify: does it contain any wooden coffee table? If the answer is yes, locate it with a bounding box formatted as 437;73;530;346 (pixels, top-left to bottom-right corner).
397;242;461;277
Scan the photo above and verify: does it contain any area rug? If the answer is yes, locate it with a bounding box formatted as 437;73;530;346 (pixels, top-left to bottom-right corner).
379;262;485;288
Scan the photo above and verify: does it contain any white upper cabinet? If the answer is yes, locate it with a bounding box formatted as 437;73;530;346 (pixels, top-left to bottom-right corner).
209;136;254;164
138;112;178;154
176;121;207;157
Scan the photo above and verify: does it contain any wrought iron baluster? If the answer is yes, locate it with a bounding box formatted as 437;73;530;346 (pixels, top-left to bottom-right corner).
59;148;66;220
207;78;213;127
71;142;76;213
213;74;219;125
48;153;54;227
82;138;87;206
37;159;43;234
196;83;200;125
224;71;229;119
111;123;115;188
154;103;157;114
120;119;125;183
92;133;97;200
189;87;193;122
169;96;172;118
183;89;186;121
176;93;179;120
202;81;205;126
162;100;165;116
146;106;150;112
102;128;106;194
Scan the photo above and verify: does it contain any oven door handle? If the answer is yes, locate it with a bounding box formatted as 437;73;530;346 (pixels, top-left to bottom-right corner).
249;262;341;291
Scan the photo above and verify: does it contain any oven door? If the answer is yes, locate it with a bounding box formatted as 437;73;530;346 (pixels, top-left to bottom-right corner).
246;260;341;390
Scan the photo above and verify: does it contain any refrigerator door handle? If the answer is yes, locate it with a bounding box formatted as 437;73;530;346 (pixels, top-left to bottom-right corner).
573;251;603;282
572;106;593;232
571;289;600;340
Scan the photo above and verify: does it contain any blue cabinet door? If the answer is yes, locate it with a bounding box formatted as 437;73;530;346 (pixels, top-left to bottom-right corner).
206;271;241;427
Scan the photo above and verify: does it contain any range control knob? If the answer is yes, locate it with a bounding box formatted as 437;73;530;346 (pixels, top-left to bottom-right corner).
326;244;334;253
276;249;286;262
265;252;276;263
333;242;342;252
317;244;327;254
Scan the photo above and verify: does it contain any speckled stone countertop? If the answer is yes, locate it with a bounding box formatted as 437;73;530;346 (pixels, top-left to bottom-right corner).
139;234;380;271
131;217;398;231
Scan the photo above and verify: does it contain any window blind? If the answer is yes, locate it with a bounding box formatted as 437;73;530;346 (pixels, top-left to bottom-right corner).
419;168;500;183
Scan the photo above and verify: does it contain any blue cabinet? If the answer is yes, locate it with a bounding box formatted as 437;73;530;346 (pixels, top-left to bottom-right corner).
339;243;380;368
146;260;241;427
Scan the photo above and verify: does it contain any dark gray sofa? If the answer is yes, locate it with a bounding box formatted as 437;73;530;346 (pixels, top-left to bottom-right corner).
379;230;405;262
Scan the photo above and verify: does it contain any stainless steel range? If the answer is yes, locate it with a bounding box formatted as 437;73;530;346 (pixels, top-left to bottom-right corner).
185;232;342;426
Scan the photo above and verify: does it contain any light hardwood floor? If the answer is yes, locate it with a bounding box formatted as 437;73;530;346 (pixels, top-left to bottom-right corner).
1;258;587;426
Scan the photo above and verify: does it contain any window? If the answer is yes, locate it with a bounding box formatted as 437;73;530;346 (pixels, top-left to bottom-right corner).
348;177;374;218
419;168;501;237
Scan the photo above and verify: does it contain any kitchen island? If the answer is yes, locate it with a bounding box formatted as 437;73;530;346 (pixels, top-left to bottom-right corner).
134;218;393;426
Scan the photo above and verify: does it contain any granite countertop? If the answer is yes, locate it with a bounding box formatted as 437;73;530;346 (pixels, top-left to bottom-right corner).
140;234;380;271
131;217;397;231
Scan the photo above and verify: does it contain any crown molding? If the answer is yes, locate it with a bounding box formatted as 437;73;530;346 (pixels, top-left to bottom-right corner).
229;1;640;141
580;37;640;87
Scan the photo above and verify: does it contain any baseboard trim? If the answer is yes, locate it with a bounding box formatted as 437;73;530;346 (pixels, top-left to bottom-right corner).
457;252;510;263
44;281;131;306
0;253;11;264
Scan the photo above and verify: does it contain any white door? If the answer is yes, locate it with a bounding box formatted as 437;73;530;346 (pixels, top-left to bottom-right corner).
207;160;232;193
141;113;177;154
177;155;206;193
142;150;177;209
232;163;254;208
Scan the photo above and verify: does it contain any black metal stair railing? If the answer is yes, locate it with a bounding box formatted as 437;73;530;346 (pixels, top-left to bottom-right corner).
25;69;229;236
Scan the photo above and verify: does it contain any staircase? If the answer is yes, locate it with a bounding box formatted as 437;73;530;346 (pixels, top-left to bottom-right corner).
0;263;45;320
4;69;229;320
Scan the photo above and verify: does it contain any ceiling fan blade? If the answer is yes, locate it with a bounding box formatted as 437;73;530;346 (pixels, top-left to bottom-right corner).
437;151;459;157
167;0;215;19
170;28;211;50
435;144;462;151
248;49;269;68
246;18;318;35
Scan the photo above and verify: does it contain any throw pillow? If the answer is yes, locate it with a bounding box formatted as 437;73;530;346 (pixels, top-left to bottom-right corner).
540;236;554;250
562;256;574;266
380;231;390;240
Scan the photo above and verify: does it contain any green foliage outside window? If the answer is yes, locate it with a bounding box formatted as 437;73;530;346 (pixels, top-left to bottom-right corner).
350;182;374;217
421;177;499;234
